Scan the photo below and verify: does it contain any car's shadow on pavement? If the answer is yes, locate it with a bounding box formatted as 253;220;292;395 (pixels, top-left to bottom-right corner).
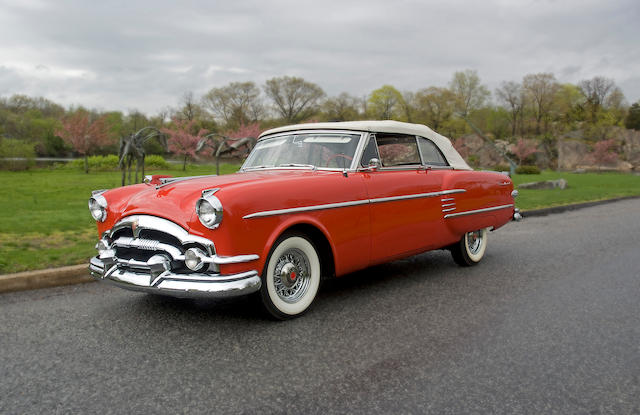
115;249;458;323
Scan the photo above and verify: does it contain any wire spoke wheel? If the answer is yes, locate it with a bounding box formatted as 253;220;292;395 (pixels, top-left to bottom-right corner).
451;228;488;266
466;230;483;255
273;248;312;303
261;234;321;319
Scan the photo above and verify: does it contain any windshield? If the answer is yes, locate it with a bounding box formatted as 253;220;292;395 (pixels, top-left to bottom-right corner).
242;132;361;170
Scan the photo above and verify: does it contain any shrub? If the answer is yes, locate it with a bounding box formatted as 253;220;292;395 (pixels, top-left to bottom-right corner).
515;165;541;174
66;155;120;171
492;164;510;172
144;155;169;169
0;138;36;170
65;154;169;171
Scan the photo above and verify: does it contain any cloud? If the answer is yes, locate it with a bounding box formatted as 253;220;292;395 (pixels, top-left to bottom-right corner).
0;0;638;114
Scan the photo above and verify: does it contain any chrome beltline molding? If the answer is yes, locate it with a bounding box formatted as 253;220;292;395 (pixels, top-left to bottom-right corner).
243;189;466;219
444;204;514;219
243;199;369;219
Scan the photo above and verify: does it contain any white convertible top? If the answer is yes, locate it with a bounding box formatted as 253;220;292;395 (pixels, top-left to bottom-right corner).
259;120;471;170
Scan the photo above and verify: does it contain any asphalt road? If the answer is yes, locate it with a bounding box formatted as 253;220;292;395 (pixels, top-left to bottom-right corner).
2;200;639;414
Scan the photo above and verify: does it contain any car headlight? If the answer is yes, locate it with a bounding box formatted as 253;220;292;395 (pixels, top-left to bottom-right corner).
88;192;108;222
196;189;223;229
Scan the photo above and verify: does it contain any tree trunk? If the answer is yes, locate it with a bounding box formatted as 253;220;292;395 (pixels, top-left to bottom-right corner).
183;155;187;171
84;155;89;174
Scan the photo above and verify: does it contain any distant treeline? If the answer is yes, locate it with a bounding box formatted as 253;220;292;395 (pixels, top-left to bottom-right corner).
1;70;640;160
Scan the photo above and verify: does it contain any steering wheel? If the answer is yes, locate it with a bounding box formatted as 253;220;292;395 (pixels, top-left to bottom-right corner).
325;153;353;168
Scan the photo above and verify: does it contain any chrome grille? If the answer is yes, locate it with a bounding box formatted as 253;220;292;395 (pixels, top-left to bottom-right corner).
100;215;217;275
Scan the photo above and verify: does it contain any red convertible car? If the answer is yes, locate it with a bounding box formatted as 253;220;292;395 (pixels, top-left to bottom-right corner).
89;121;520;319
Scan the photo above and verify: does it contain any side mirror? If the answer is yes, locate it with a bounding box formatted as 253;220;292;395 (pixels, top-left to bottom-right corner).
367;158;381;171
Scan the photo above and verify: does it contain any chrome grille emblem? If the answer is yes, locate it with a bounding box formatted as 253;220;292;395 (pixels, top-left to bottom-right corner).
131;219;141;238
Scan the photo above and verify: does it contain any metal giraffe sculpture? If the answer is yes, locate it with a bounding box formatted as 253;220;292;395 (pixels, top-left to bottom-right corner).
118;127;168;186
196;133;257;175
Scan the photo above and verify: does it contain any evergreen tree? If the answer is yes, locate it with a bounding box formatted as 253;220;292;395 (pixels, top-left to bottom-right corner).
625;102;640;130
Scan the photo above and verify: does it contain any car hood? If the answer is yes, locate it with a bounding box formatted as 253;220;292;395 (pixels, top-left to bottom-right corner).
107;170;325;230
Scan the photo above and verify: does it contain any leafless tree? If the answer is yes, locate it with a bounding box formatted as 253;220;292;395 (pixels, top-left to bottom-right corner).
264;76;325;123
579;76;616;122
523;73;559;134
177;91;201;121
579;77;614;108
202;81;264;128
414;87;456;131
449;69;490;117
322;92;360;121
496;81;526;136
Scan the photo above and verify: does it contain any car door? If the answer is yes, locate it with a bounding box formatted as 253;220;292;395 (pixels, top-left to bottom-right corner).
359;133;446;264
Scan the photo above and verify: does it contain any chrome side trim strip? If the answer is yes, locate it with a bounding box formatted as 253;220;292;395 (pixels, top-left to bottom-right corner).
368;189;465;204
243;199;370;219
441;202;456;207
444;204;514;219
243;189;466;219
441;197;455;202
442;207;456;212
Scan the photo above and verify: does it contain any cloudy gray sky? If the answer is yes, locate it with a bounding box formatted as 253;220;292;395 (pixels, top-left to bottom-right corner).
1;0;638;115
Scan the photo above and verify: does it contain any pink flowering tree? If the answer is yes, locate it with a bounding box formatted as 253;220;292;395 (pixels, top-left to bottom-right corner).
161;118;208;170
589;139;619;169
510;138;538;165
225;122;262;140
56;110;112;173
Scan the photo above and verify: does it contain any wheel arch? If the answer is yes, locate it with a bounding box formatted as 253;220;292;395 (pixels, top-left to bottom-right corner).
261;219;336;279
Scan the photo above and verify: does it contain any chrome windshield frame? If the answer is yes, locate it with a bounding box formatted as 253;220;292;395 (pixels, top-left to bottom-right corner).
241;129;367;172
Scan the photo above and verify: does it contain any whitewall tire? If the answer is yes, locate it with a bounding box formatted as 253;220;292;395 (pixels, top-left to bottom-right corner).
260;234;321;319
451;228;488;267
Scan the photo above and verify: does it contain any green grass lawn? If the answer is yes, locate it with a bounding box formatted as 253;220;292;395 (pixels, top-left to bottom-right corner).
0;164;240;274
512;171;640;210
0;167;638;274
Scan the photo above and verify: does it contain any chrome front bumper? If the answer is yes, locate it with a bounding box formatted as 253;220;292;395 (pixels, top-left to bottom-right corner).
89;256;261;298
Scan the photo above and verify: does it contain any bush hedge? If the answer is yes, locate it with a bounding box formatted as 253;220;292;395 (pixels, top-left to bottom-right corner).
515;165;541;174
64;154;169;171
66;155;120;171
492;164;511;172
144;154;169;169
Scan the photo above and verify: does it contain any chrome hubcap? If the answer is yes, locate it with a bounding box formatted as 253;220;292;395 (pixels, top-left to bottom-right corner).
273;248;310;303
467;231;483;255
